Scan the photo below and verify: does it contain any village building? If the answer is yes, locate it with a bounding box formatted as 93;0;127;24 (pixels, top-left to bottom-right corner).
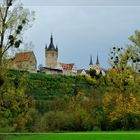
58;63;77;75
12;51;37;72
77;69;87;76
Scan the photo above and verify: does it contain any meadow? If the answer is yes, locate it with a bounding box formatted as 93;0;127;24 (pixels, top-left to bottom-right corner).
8;132;140;140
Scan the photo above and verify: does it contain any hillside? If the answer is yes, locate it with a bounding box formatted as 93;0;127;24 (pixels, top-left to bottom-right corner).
29;73;98;100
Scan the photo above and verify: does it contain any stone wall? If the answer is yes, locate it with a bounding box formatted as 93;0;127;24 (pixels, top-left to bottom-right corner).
45;50;58;68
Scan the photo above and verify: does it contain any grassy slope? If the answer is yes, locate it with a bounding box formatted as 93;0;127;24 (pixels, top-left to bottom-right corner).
7;70;104;100
9;132;140;140
28;73;95;100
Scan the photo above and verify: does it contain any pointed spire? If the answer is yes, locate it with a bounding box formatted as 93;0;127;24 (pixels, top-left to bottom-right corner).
89;55;93;65
96;54;100;65
56;45;58;51
50;34;53;43
48;34;55;50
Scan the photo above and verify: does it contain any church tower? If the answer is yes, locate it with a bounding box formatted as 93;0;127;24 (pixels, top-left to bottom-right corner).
45;35;58;68
89;55;94;69
95;54;101;75
96;54;100;67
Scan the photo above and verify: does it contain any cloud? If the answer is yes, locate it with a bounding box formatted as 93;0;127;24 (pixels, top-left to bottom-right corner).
22;6;140;69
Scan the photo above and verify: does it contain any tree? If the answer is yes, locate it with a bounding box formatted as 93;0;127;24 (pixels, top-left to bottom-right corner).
106;33;140;129
0;0;35;132
103;92;140;130
0;69;34;132
108;30;140;72
109;46;124;69
128;30;140;72
89;68;102;79
0;0;35;66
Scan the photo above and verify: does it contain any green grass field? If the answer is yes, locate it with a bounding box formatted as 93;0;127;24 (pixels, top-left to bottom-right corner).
4;132;140;140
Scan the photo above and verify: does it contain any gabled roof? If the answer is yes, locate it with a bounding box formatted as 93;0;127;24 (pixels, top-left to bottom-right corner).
14;51;35;62
77;69;85;75
60;63;75;70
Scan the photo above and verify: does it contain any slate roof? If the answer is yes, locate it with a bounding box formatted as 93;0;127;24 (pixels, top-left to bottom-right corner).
89;56;93;65
48;35;55;50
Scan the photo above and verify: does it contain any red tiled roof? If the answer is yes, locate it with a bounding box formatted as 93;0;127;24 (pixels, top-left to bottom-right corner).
14;52;33;62
60;63;74;70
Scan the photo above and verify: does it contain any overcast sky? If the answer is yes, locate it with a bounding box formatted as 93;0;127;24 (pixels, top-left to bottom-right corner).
15;0;140;69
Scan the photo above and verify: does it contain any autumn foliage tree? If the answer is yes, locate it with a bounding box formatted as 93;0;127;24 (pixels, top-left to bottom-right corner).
127;30;140;72
0;70;35;132
104;30;140;130
109;30;140;73
0;0;35;66
103;92;140;130
0;0;35;132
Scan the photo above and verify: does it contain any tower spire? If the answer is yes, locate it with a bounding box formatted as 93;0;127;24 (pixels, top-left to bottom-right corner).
96;54;100;65
89;55;93;65
50;34;53;43
48;34;55;50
